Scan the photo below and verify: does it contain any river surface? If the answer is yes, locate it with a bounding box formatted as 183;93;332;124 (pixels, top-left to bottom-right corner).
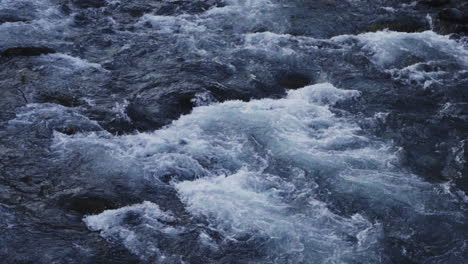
1;0;467;263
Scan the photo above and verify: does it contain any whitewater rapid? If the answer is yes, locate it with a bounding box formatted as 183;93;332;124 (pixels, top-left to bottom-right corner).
2;0;468;263
53;83;466;263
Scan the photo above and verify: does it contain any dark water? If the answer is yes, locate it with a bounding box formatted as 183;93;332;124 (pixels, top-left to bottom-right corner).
1;0;467;263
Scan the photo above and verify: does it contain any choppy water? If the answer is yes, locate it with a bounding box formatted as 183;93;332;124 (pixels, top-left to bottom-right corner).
1;0;467;263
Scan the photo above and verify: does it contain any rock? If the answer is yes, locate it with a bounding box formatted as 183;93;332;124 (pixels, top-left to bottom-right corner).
65;196;117;215
439;8;468;24
276;72;312;89
437;7;468;34
366;17;428;33
0;47;56;58
0;14;28;24
71;0;107;9
418;0;450;7
127;84;204;131
36;93;81;107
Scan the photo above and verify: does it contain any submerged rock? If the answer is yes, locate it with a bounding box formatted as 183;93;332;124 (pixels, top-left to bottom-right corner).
0;47;56;57
365;17;428;33
71;0;107;9
0;14;29;24
128;84;204;131
439;8;468;23
419;0;451;7
276;72;312;89
64;196;118;215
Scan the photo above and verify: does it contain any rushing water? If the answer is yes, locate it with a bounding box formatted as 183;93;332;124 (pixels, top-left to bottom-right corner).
1;0;467;263
63;83;464;263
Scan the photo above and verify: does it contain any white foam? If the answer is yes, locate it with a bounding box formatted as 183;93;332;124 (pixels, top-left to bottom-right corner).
9;103;101;128
287;82;361;104
44;53;106;71
176;170;382;263
138;15;207;34
332;31;468;68
386;62;446;89
135;0;289;38
84;201;180;261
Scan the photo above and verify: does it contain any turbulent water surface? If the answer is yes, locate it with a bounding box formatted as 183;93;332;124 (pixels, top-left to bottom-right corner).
1;0;468;263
